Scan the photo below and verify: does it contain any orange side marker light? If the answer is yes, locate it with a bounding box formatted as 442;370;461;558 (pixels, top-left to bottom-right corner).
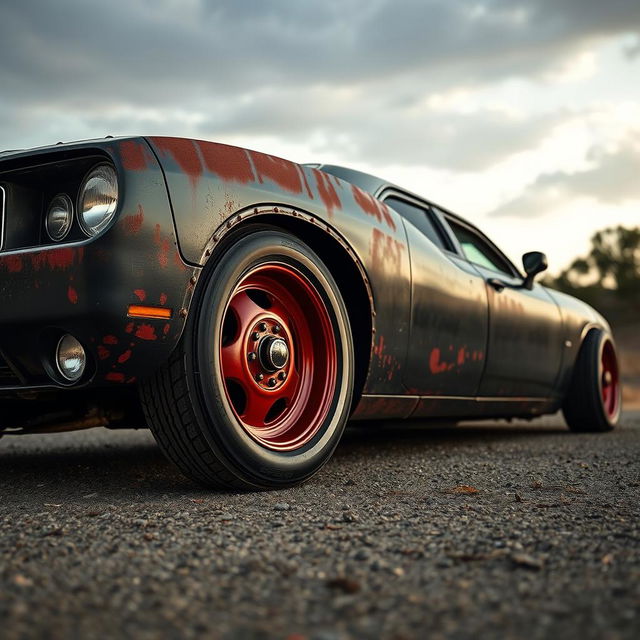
127;305;172;319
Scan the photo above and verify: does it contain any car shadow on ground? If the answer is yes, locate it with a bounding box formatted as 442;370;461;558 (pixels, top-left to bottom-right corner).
0;417;575;499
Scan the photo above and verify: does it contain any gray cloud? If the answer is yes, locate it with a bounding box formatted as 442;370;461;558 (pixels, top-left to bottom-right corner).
491;139;640;217
1;0;639;167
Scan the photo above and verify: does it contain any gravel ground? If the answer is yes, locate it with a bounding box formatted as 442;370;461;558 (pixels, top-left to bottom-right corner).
0;411;639;640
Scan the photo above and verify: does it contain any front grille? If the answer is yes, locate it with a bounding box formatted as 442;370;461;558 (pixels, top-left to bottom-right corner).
0;353;21;386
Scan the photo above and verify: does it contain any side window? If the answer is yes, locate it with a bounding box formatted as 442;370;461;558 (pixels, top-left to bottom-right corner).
447;219;513;276
385;197;448;250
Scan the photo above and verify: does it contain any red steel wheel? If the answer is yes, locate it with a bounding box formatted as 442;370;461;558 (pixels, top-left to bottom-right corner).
141;226;354;489
220;264;337;451
563;329;621;432
600;338;620;420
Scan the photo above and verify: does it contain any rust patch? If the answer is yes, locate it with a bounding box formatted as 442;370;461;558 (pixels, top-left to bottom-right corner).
372;335;402;382
125;322;135;334
30;247;83;271
153;224;170;269
297;165;314;199
429;348;450;374
151;137;203;188
103;335;118;345
198;142;255;183
173;249;187;271
135;323;157;341
159;293;168;305
163;323;171;335
67;285;78;305
250;152;304;194
119;140;149;172
352;186;396;231
3;255;23;272
133;289;146;302
313;169;342;218
121;204;144;234
117;350;132;364
97;346;110;360
105;372;126;383
370;228;405;272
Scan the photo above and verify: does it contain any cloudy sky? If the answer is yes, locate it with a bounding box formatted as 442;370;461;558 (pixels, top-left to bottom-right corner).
2;0;639;272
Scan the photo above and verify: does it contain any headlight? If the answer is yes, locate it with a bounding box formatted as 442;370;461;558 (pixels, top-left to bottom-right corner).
46;194;73;241
78;164;118;236
56;334;86;382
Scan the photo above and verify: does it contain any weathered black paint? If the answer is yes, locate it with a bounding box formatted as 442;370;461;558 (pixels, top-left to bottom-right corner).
0;136;613;428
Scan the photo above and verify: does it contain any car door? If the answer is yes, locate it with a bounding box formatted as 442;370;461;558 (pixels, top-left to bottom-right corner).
444;216;564;398
383;195;489;398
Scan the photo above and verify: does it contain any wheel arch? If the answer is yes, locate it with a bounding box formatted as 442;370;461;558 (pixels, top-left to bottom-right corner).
194;208;374;413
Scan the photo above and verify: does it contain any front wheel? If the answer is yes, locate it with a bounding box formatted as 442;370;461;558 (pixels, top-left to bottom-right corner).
562;329;621;432
140;226;354;489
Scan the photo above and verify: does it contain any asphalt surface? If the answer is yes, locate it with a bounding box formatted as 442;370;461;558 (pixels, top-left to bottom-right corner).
1;412;639;640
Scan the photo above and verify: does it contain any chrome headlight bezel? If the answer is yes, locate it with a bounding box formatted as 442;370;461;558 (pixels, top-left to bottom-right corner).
77;163;119;237
45;193;74;242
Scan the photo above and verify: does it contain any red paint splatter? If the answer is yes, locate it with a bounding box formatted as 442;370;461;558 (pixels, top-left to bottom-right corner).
106;372;126;383
313;169;342;218
97;346;111;360
352;186;396;231
133;289;146;302
429;348;449;374
135;323;157;341
159;293;167;305
370;228;405;273
3;255;23;272
151;137;203;188
250;152;304;194
163;323;171;335
30;247;83;271
117;350;132;364
67;285;78;304
457;347;466;366
121;204;144;234
125;322;135;334
103;335;118;345
198;142;255;183
119;140;149;171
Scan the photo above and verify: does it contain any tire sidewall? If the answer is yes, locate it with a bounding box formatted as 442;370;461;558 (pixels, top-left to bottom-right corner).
187;228;354;487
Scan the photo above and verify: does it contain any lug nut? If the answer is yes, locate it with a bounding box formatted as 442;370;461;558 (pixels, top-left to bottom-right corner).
255;373;264;382
252;332;260;341
273;325;281;334
248;352;257;361
258;322;267;332
267;377;276;387
278;371;287;381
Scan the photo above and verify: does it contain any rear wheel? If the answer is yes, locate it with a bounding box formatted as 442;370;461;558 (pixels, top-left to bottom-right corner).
562;329;621;432
140;226;354;489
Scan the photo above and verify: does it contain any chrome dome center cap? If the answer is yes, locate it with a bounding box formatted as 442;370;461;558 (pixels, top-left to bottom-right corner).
260;337;289;371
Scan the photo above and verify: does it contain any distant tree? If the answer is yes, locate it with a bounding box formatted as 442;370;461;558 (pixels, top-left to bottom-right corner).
552;226;640;295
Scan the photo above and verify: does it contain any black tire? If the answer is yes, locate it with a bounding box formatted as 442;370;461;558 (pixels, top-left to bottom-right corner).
562;329;621;432
140;226;354;489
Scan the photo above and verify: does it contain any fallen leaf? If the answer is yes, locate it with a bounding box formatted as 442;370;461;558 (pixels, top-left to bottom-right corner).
511;553;544;570
448;485;479;494
327;577;361;594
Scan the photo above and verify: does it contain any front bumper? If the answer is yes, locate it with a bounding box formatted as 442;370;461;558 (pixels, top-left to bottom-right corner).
0;139;198;392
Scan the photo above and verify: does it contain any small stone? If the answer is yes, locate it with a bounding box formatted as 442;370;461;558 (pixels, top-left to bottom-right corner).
274;503;291;511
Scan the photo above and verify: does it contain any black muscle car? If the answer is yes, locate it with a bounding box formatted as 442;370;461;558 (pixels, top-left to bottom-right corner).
0;137;621;488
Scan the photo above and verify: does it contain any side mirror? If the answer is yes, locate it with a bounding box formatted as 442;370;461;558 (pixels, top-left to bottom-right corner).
522;251;548;290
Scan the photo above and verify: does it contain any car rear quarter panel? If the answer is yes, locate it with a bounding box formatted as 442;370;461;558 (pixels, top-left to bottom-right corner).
545;287;611;397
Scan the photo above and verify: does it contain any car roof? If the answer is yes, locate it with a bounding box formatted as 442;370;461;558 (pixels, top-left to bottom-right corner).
310;163;468;226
